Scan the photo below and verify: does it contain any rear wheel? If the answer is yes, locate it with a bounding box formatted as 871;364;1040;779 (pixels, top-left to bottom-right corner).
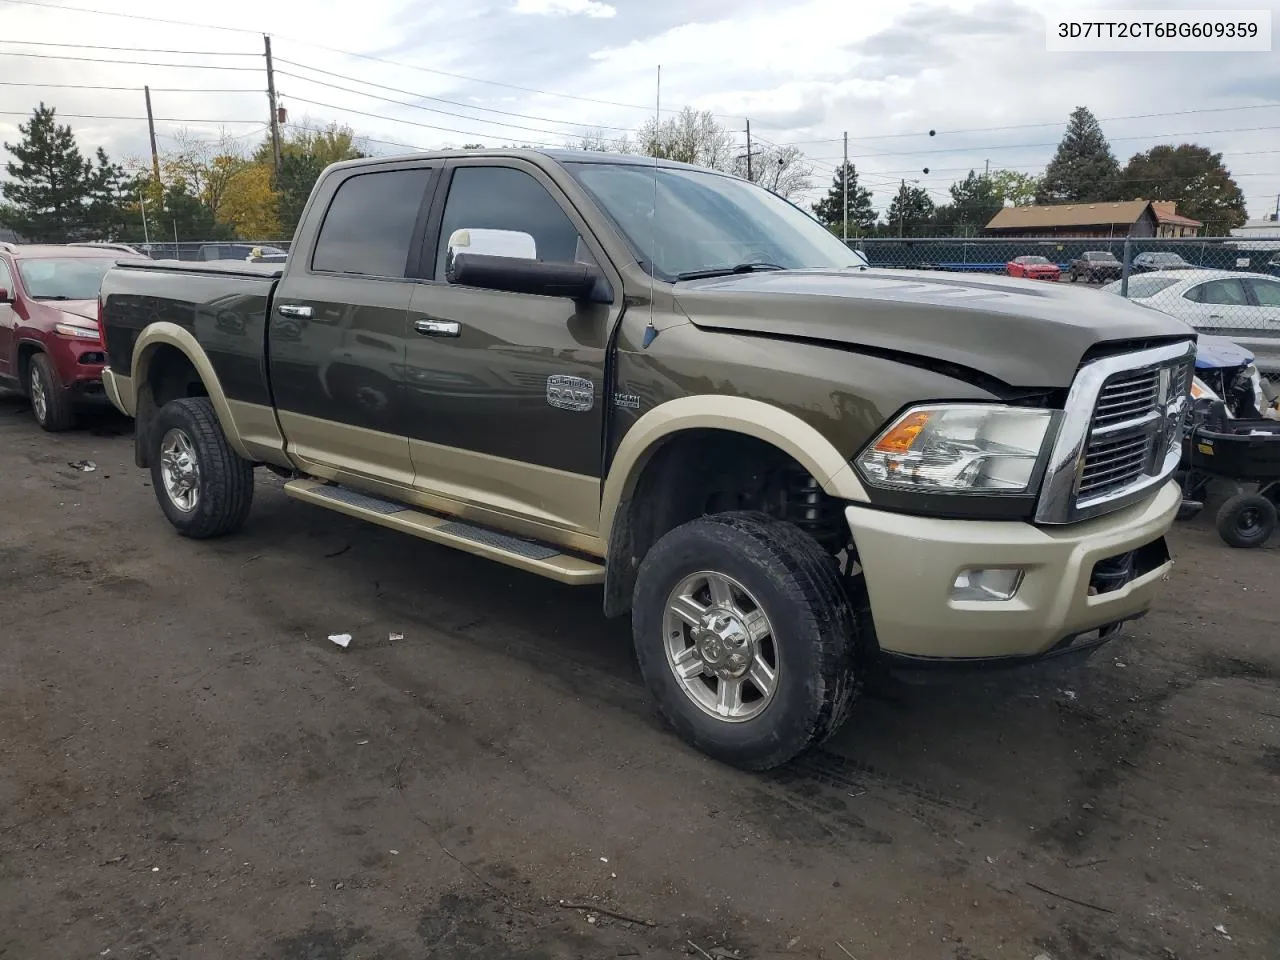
1216;493;1276;548
28;353;76;432
150;397;254;538
632;511;861;771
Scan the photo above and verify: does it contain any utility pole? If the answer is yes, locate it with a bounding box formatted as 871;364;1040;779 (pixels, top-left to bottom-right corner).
984;158;990;177
898;178;905;238
842;131;849;241
745;118;753;181
264;34;282;175
143;85;161;182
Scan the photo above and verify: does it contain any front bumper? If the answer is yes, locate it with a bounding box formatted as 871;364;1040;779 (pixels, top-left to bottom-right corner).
846;480;1180;661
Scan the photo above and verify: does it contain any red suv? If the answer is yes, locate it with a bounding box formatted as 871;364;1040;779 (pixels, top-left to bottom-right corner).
0;244;121;430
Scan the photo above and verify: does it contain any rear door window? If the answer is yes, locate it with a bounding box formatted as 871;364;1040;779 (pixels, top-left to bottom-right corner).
312;168;432;278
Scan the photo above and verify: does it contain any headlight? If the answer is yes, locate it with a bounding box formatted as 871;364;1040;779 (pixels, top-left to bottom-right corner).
54;321;99;339
855;404;1054;495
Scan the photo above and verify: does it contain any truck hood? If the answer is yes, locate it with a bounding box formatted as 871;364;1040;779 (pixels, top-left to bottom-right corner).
673;269;1192;389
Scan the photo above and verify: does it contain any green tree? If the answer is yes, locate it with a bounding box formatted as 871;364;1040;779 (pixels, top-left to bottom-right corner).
811;161;877;235
943;170;1003;235
1;103;104;242
1121;144;1247;235
884;183;936;236
989;169;1041;207
256;123;365;236
1036;107;1121;204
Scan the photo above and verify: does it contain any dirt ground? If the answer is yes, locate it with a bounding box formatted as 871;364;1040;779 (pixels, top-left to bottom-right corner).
0;396;1276;960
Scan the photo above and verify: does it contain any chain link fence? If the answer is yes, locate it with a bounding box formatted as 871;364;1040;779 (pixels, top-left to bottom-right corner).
123;239;293;262
851;236;1280;384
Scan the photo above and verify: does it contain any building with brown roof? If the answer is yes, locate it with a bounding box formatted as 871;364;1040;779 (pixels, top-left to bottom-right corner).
985;200;1158;238
1151;201;1203;238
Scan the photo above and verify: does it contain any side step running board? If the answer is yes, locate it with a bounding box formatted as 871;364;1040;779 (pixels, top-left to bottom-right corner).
283;478;604;585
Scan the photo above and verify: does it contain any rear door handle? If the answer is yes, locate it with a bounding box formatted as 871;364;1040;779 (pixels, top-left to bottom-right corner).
277;303;313;319
415;319;460;338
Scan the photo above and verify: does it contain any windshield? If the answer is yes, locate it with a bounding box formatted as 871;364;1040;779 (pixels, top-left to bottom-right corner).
566;162;863;281
1019;256;1050;264
17;257;114;300
1118;275;1180;299
1086;252;1117;261
1148;254;1185;265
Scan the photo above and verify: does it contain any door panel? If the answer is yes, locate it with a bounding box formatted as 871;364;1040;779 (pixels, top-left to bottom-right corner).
268;166;434;483
403;161;621;535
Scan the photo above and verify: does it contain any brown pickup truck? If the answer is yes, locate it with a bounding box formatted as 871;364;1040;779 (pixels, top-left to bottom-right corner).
99;149;1194;770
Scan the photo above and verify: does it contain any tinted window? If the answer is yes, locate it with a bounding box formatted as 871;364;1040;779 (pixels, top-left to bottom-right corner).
313;168;431;277
1190;278;1248;306
1124;276;1179;298
435;166;586;281
1248;278;1280;307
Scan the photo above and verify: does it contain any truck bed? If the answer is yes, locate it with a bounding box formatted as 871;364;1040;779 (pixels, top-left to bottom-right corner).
100;260;280;409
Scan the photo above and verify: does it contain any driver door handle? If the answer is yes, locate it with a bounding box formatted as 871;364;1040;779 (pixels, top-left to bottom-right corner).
277;303;313;319
415;318;460;338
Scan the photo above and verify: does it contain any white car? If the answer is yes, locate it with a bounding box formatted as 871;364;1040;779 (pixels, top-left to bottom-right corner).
1100;269;1280;375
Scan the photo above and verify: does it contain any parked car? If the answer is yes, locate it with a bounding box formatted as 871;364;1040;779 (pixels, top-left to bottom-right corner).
0;244;125;430
1005;255;1060;281
1068;250;1123;283
1100;269;1280;376
68;241;150;258
197;243;288;262
100;148;1192;771
1133;251;1194;273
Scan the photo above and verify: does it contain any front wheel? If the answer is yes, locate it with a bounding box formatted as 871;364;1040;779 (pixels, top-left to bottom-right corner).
150;397;254;538
632;512;862;771
28;352;76;432
1216;493;1276;548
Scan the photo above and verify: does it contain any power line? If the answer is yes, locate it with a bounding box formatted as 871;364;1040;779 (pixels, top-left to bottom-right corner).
274;68;632;140
0;109;263;123
0;0;261;35
0;80;261;93
0;50;262;70
273;59;637;133
281;95;567;147
0;0;713;118
0;39;256;56
803;125;1280;163
776;103;1280;146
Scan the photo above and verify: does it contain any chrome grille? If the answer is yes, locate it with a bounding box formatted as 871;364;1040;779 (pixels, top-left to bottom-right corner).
1077;357;1193;507
1035;340;1196;525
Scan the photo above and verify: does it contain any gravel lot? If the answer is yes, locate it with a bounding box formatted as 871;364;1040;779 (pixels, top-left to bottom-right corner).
1;395;1277;960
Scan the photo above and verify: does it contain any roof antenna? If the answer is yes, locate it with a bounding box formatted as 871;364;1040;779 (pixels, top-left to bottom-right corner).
642;64;660;349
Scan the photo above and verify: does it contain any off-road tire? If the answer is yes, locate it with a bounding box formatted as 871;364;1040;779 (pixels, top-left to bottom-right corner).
150;397;254;539
28;352;76;432
1216;493;1276;548
632;511;861;771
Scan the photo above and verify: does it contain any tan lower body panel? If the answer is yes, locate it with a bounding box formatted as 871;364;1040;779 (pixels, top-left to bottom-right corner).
274;410;603;557
408;437;600;536
847;480;1181;659
225;400;289;467
283;478;604;585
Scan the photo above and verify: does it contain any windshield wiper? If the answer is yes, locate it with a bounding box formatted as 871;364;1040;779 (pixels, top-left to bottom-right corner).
33;295;73;300
674;262;786;281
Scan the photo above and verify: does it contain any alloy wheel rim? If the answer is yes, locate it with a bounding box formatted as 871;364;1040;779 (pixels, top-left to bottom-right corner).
30;365;47;422
159;428;201;513
662;570;779;723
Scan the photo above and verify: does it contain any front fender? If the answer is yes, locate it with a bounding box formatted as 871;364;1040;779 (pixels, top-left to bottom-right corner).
598;394;870;546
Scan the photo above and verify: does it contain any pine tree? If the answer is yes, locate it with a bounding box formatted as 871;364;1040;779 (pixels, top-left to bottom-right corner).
1036;107;1121;204
811;162;876;235
884;184;935;237
0;104;99;242
946;170;1003;235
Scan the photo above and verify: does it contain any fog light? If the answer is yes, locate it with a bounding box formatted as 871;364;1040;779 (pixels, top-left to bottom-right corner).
951;567;1024;601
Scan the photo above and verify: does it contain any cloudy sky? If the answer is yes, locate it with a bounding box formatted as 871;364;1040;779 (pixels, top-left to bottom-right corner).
2;0;1278;227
